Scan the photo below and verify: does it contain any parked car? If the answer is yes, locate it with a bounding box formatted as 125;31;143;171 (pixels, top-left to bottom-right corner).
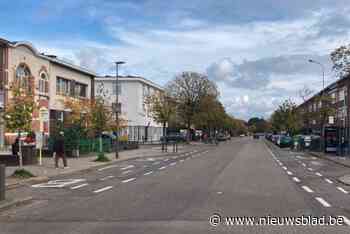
217;133;228;141
279;136;293;148
160;133;186;143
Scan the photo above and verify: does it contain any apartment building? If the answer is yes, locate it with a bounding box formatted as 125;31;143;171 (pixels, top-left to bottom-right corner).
0;38;95;147
95;75;164;142
298;75;350;153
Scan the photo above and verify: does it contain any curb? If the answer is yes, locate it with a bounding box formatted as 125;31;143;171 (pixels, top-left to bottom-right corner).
308;151;350;169
0;196;33;212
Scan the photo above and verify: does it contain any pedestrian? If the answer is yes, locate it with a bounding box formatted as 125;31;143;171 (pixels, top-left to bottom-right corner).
53;132;68;169
12;137;19;157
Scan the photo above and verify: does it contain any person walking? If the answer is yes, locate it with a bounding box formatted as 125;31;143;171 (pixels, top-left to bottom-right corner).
53;132;68;169
12;137;19;157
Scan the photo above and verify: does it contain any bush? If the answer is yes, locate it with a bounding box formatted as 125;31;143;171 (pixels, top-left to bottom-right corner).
11;169;35;179
94;152;110;162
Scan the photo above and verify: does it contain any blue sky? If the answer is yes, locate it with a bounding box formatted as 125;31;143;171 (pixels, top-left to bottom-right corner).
1;0;350;120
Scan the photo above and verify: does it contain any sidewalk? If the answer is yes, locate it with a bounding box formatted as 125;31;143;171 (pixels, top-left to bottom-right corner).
4;144;193;189
306;151;350;185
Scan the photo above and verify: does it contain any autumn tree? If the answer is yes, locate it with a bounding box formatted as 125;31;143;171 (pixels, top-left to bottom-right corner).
145;92;176;138
4;80;36;168
270;99;302;135
166;72;218;141
331;45;350;78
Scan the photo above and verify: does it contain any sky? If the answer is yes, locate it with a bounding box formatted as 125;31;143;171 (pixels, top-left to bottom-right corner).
1;0;349;120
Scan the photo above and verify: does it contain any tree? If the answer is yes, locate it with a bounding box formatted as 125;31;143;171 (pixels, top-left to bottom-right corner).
270;99;301;135
330;45;350;78
247;117;270;133
4;80;36;168
145;92;176;138
166;72;218;141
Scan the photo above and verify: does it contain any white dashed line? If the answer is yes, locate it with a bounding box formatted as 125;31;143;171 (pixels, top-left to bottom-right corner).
159;166;167;170
307;168;314;171
287;171;293;175
315;172;322;177
121;165;135;170
100;175;115;181
71;183;89;190
180;160;185;162
315;197;331;207
164;159;169;162
301;185;314;193
337;187;349;194
122;178;136;183
144;171;153;175
122;170;133;175
153;161;160;165
340;216;350;226
282;166;288;171
93;186;113;193
170;162;176;166
98;165;118;171
325;178;333;184
292;177;301;183
302;163;306;167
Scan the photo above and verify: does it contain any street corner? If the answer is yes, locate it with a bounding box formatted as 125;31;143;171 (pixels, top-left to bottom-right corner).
0;196;33;213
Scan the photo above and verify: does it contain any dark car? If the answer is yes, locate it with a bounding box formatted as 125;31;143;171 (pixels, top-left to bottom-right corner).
160;133;186;143
279;136;293;148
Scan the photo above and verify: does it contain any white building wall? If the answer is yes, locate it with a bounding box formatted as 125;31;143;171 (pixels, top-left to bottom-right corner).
95;77;164;141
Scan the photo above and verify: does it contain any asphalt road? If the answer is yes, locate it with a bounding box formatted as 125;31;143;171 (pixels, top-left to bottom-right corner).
1;138;350;233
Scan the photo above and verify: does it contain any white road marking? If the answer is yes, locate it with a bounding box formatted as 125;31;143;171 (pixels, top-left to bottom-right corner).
164;159;169;162
153;161;160;165
93;186;113;193
97;165;118;171
121;165;135;170
340;216;350;226
170;162;177;166
307;167;314;171
315;197;331;207
144;171;153;175
122;178;136;183
282;166;288;170
325;178;333;184
159;166;167;170
100;175;115;181
180;159;185;162
71;183;89;190
302;186;314;193
292;177;301;183
302;163;306;167
32;179;86;188
287;171;293;175
122;170;133;175
337;187;349;194
315;172;323;177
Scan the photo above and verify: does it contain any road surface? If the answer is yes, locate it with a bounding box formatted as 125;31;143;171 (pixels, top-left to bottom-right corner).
1;138;350;233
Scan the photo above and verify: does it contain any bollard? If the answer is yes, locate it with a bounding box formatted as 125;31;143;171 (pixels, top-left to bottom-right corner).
0;164;5;201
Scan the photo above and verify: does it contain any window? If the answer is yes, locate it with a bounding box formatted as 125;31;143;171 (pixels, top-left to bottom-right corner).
56;77;70;95
75;82;87;97
39;72;48;94
339;89;345;101
331;92;336;104
16;64;31;90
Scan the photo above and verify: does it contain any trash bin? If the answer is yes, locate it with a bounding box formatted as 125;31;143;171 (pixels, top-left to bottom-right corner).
22;145;37;165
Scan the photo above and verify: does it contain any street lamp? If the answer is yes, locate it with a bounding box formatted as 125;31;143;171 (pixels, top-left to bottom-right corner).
115;61;125;159
308;59;326;151
308;59;325;90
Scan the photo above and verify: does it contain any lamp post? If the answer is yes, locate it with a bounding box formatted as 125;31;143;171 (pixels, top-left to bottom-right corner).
308;59;325;90
308;59;326;151
115;61;125;159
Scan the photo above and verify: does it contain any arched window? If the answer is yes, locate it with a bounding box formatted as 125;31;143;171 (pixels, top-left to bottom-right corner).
15;64;31;89
39;71;49;93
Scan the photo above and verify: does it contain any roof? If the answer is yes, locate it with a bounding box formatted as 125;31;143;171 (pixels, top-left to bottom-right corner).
0;38;96;77
298;74;350;107
95;75;164;91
